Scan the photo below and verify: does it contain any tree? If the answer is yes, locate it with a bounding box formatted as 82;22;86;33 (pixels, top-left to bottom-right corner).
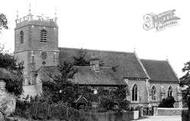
43;49;91;104
0;13;8;31
0;13;23;96
1;53;24;96
180;61;190;109
42;52;130;111
98;86;130;111
73;49;90;66
42;61;78;104
180;61;190;86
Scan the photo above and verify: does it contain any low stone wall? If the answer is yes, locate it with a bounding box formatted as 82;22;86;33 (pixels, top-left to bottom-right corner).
83;111;139;121
154;107;187;116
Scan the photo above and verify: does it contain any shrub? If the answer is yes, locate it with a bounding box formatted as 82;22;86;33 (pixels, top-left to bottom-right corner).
13;100;31;119
14;96;88;121
158;96;176;108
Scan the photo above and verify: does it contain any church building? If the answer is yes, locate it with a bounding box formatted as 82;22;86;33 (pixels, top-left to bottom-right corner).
14;11;182;108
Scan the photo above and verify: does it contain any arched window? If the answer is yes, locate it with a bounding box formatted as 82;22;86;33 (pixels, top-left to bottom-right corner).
132;84;138;101
20;31;24;43
151;86;156;100
168;86;173;97
40;29;47;42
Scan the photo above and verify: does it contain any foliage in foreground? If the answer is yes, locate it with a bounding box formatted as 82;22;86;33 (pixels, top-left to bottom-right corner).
158;96;176;108
13;49;130;120
180;61;190;109
0;53;24;96
13;97;89;121
0;13;8;31
42;50;130;111
14;94;130;121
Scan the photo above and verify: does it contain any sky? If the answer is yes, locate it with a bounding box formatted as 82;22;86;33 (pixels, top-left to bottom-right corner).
0;0;189;77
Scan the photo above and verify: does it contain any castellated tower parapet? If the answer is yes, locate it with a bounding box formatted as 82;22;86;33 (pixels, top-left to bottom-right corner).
15;14;57;28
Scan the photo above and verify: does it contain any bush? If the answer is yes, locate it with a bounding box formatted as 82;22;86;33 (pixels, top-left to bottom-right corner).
13;100;31;119
182;109;190;121
14;96;88;121
158;96;175;108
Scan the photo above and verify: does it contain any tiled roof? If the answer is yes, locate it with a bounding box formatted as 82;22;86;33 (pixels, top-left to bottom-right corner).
37;48;179;85
72;66;125;85
37;66;126;86
59;48;148;80
140;59;179;82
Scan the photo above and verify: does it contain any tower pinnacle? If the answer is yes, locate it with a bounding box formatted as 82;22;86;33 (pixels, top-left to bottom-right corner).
54;8;57;22
16;10;19;19
28;3;32;15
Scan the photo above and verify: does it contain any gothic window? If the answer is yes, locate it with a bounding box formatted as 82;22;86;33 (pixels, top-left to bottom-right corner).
20;31;24;44
40;29;47;42
132;84;138;101
168;86;173;97
151;86;156;100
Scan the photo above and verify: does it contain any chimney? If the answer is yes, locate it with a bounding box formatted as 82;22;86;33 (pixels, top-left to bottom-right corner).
90;58;100;72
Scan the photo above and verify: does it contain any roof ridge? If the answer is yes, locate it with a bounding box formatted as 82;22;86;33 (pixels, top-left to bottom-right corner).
59;47;134;55
141;59;168;62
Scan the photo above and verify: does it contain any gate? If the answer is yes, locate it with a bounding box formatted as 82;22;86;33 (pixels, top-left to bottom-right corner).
143;106;154;116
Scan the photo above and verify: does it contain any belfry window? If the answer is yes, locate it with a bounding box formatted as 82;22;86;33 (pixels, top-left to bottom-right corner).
132;84;138;101
151;86;156;100
40;29;47;42
168;86;173;97
20;31;24;44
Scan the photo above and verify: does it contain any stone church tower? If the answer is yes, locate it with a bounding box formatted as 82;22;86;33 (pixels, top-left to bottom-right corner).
14;11;59;88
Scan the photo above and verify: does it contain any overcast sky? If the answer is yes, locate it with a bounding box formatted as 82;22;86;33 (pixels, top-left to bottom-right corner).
0;0;189;77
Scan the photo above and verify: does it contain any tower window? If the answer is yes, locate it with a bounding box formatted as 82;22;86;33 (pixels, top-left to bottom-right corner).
20;31;24;44
40;29;47;42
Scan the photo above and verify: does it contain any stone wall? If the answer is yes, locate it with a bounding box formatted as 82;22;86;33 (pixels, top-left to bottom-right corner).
82;111;139;121
154;107;187;116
